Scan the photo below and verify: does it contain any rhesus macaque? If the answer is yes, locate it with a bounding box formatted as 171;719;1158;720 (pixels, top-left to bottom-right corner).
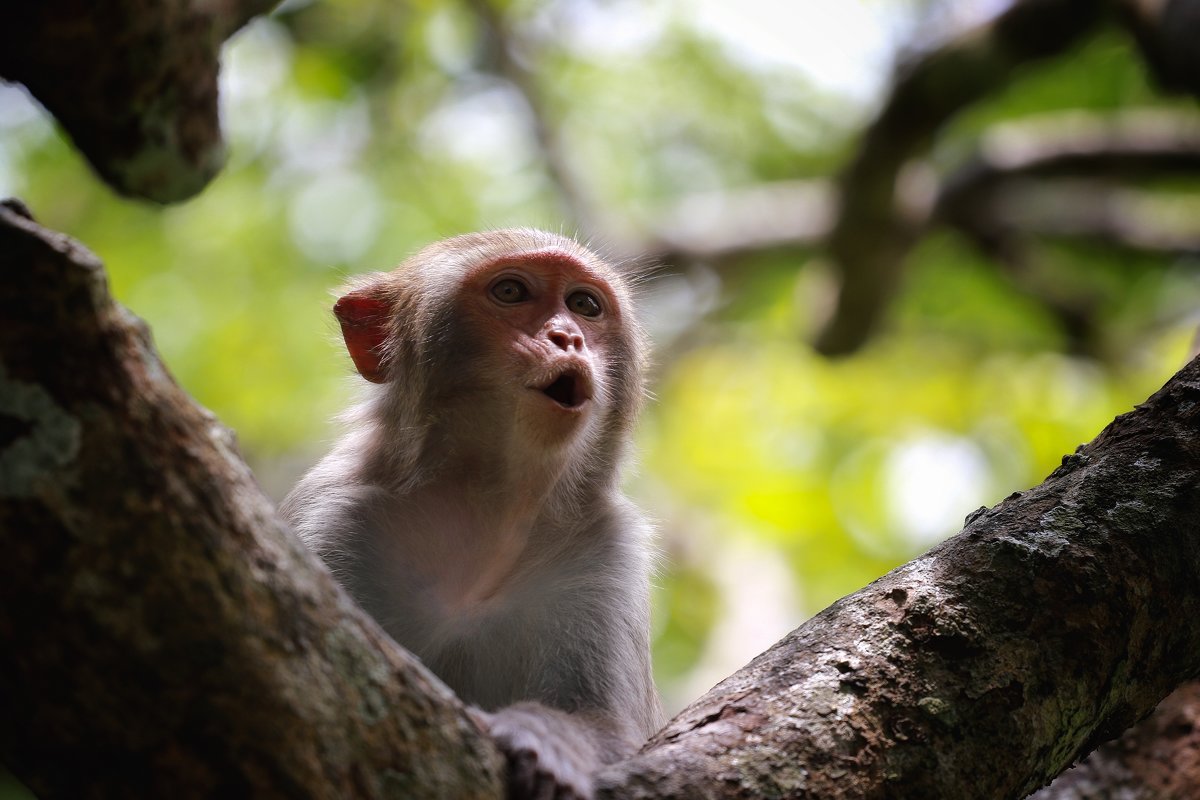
281;229;662;798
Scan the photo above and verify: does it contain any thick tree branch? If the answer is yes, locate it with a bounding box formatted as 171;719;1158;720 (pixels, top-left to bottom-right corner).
0;0;278;203
0;200;504;798
597;354;1200;798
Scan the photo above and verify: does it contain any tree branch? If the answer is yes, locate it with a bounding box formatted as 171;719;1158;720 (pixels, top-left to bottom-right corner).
1118;0;1200;96
818;0;1109;356
0;0;278;203
942;110;1200;195
643;180;834;262
637;109;1200;263
0;200;504;798
466;0;608;238
949;181;1200;258
598;353;1200;798
937;110;1200;248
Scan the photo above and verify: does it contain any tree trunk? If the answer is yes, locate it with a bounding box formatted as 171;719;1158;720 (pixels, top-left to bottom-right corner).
0;199;505;798
4;201;1200;798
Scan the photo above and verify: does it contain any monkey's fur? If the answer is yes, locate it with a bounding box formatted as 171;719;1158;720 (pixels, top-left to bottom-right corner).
282;230;661;797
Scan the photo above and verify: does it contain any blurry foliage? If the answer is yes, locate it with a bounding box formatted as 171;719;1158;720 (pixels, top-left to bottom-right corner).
2;0;1198;723
947;30;1180;143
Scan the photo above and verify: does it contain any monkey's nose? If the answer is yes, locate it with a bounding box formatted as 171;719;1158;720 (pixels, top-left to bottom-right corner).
547;328;584;351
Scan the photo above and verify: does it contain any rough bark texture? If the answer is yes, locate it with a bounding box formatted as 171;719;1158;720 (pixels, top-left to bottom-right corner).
0;0;275;203
1031;681;1200;800
596;354;1200;798
0;200;505;799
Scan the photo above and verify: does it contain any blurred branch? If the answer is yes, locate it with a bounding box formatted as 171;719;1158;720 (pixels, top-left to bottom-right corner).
635;110;1200;265
942;178;1200;356
940;110;1200;258
1118;0;1200;96
643;180;833;261
951;180;1200;256
939;110;1200;210
938;110;1200;353
0;0;280;203
818;0;1109;356
466;0;607;237
633;106;1200;361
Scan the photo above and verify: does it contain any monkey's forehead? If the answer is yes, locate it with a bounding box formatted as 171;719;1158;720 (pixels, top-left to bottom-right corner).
418;229;593;263
468;247;607;280
406;230;626;288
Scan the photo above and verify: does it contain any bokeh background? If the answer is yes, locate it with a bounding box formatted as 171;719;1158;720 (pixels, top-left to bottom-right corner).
2;5;1199;793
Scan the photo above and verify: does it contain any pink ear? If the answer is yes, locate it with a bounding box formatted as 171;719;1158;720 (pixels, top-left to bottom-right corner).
333;291;392;383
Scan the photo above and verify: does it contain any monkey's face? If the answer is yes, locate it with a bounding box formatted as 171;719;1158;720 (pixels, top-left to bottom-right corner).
456;249;625;446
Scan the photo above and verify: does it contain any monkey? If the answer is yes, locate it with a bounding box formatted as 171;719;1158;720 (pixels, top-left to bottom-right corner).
280;229;663;798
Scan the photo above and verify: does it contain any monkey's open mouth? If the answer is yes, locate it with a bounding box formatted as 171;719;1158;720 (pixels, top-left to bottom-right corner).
539;372;589;409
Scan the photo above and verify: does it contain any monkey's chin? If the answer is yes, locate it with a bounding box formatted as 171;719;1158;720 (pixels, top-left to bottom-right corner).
520;390;592;448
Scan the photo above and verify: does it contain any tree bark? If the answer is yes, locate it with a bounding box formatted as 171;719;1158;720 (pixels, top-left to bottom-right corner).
0;0;277;203
0;199;504;798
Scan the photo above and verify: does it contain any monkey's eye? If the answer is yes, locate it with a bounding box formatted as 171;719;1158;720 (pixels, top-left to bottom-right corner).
491;278;531;304
567;290;602;318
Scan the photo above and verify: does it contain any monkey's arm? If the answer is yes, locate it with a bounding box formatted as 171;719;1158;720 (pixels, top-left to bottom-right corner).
482;571;659;799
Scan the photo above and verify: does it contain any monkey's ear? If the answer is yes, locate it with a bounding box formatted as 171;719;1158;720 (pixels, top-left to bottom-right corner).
333;291;391;383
